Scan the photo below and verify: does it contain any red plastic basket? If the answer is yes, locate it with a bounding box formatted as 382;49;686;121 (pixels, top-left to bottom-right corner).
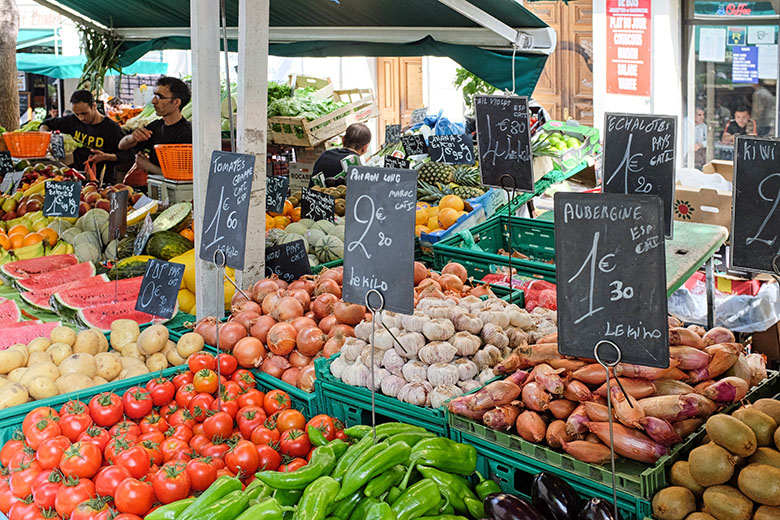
2;132;51;158
155;144;193;181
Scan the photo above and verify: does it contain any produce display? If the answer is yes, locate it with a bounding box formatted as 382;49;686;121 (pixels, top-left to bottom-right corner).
265;218;345;268
415;193;473;236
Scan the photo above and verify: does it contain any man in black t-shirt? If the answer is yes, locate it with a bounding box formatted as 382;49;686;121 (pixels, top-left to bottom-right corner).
310;123;372;187
721;105;757;145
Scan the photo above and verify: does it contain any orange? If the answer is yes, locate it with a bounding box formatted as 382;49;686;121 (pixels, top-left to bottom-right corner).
415;225;429;237
268;200;293;217
438;207;460;230
265;213;274;230
39;228;58;247
272;215;291;229
290;206;302;222
9;234;24;250
415;210;428;226
8;224;29;236
426;215;439;230
22;233;44;247
0;235;10;251
439;195;465;212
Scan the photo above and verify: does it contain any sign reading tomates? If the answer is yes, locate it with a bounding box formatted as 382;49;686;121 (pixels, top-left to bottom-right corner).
606;0;652;97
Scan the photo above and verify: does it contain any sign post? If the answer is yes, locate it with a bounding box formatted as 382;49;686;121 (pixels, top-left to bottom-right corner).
427;134;475;165
265;240;311;283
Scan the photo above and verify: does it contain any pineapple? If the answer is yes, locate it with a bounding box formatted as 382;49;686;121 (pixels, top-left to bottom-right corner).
453;185;485;199
453;165;483;187
419;162;455;184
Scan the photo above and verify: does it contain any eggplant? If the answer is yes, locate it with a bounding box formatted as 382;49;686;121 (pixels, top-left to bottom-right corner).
577;498;623;520
484;493;546;520
531;473;581;520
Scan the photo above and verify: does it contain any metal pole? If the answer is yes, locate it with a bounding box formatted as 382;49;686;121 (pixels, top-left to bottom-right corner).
500;174;517;305
365;289;385;445
594;340;623;520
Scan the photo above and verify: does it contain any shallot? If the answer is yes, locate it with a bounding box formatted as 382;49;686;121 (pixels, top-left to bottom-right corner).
586;422;668;463
516;411;547;443
484;405;522;431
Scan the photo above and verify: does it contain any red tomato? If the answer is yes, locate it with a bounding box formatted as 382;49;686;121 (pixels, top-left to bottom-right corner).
200;442;230;462
109;421;141;440
192;423;204;436
152;461;191;504
54;478;96;519
121;387;154;420
255;444;281;472
175;385;197;409
8;449;36;472
305;415;336;442
159;403;178;420
167;409;196;430
335;430;348;441
139;413;168;434
138;431;165;445
276;410;305;433
146;377;176;407
263;390;291;415
167;424;193;443
59;412;93;444
279;458;307;472
185;459;217;492
114;478;154;516
139;440;163;467
70;497;111;520
188;434;209;454
30;469;56;493
236;389;264;409
59;442;102;479
36;436;71;470
188;394;215;423
217;354;238;377
188;353;215;373
222;381;242;400
25;418;61;451
192;370;218;394
224;440;259;477
231;370;256;390
159;438;188;463
94;465;132;497
202;412;233;441
211;395;239;420
22;407;59;434
279;429;310;458
113;515;143;520
88;393;123;427
114;445;151;480
250;425;280;446
103;436;127;465
8;499;38;520
77;426;110;452
172;372;193;389
0;435;25;468
33;477;60;510
0;480;19;515
9;460;42;498
216;468;235;478
236;406;267;439
60;400;87;416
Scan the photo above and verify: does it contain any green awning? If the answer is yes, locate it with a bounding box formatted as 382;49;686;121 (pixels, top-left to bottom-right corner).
16;29;57;50
15;54;168;80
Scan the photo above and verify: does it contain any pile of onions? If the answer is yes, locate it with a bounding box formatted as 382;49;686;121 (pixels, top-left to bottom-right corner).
412;261;491;305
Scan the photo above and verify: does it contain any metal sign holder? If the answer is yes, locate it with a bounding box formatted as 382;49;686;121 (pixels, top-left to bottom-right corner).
499;174;517;305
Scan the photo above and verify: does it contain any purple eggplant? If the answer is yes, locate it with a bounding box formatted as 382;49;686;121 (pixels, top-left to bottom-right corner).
531;473;581;520
578;498;623;520
485;493;546;520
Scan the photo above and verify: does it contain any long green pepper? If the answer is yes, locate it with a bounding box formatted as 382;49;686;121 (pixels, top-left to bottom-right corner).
364;465;405;498
176;476;242;520
193;490;249;520
144;498;194;520
292;476;341;520
327;490;364;520
474;471;502;500
274;488;303;506
336;441;411;501
401;439;477;489
256;445;337;490
348;497;380;520
365;502;397;520
232;498;294;520
391;478;440;520
417;466;478;515
331;434;384;481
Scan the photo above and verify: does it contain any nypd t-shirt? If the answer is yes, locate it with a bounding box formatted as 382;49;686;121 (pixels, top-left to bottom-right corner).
42;114;131;173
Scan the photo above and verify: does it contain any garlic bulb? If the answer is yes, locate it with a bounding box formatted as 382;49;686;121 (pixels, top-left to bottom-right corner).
371;328;394;351
422;318;455;342
401;311;429;333
342;361;370;387
360;346;385;367
506;327;530;348
450;331;481;357
481;323;509;350
479;310;510;329
478;367;496;384
397;381;433;406
458;380;482;393
425;305;454;320
369;368;390;391
455;358;479;381
484;344;503;365
395;331;426;359
418;342;457;365
381;349;405;375
418;297;454;311
380;311;401;330
473;345;503;370
330;355;349;379
507;306;534;329
381;375;408;397
430;384;463;409
354;321;372;342
528;331;545;345
483;298;507;310
341;338;367;362
427;363;460;386
536;319;558;337
458;295;483;312
402;360;428;383
451;312;483;335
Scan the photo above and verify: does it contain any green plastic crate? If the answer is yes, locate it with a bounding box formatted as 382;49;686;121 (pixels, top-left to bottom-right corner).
312;258;343;274
250;369;321;418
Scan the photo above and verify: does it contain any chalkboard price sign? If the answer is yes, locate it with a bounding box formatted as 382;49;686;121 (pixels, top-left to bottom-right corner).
401;135;427;156
266;176;290;215
50;134;66;160
0;152;13;175
199;151;255;269
135;259;185;319
43;180;81;218
265;239;311;283
410;107;428;126
474;95;533;192
343;166;417;314
554;192;669;368
301;188;335;222
427;134;475;165
109;190;128;240
0;172;22;195
383;156;410;170
385;124;401;144
603;113;677;238
731;136;780;274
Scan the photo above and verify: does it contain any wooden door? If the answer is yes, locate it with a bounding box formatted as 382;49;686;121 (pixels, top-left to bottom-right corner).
376;57;423;141
399;58;423;127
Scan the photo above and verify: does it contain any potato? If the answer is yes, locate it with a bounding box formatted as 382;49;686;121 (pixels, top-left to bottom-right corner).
55;374;93;394
121;343;142;359
137;325;169;356
47;343;73;365
7;368;27;383
27;337;51;353
92;376;108;386
28;351;52;366
73;330;101;356
6;344;29;366
0;377;9;389
91;329;109;353
59;354;97;379
120;356;145;370
21;363;59;387
166;349;186;367
146;353;169;372
95;353;122;381
110;320;141;351
119;365;149;379
163;340;176;355
177;333;205;358
0;349;27;375
0;383;29;409
28;377;58;400
50;326;77;346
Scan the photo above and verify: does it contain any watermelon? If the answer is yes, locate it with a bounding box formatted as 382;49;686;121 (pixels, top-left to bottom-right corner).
0;321;61;349
0;299;21;324
15;262;96;292
52;277;144;316
21;275;109;310
0;254;79;282
77;301;174;333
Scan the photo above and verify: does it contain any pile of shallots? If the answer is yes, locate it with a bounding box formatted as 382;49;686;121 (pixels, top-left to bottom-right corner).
449;320;767;465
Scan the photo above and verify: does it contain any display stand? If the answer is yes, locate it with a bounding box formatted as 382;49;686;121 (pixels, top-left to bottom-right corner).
499;174;518;305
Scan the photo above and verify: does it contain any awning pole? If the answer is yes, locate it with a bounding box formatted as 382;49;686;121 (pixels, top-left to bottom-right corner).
437;0;528;48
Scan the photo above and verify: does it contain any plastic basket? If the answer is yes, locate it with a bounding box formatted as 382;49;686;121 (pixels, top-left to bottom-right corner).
155;144;193;181
251;370;321;418
2;132;51;158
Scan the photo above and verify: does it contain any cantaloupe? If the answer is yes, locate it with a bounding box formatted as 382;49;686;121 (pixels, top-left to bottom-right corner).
314;235;343;263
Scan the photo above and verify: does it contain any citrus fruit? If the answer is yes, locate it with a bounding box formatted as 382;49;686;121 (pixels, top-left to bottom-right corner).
290;206;302;222
427;216;440;230
8;224;29;236
272;215;291;229
10;234;24;249
415;225;429;237
22;233;44;247
439;195;465;212
416;210;428;226
39;228;58;247
0;235;10;251
265;213;274;230
438;207;460;230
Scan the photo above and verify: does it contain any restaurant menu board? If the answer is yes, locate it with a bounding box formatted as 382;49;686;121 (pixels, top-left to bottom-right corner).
266;239;311;283
301;188;335;222
50;134;66;160
554;192;669;368
0;152;13;175
343;166;416;314
266;176;289;214
385;124;401;144
43;181;81;218
401;135;427;156
383;156;410;170
602;113;677;238
109;190;128;240
731;136;780;274
135;259;185;319
427;134;475;165
199;151;255;269
474;95;533;192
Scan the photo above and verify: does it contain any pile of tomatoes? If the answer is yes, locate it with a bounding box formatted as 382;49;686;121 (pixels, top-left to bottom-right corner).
0;351;345;520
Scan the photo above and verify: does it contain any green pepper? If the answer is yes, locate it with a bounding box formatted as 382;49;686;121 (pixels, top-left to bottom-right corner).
194;490;249;520
364;465;405;498
144;498;194;520
331;434;384;481
463;496;485;518
233;498;295;520
327;439;348;458
257;445;337;490
274;489;303;506
374;423;427;437
365;502;397;520
308;425;329;447
390;478;440;520
327;490;363;520
386;485;403;504
336;441;411;501
416;516;469;520
401;439;477;488
177;475;242;520
386;431;436;447
344;425;371;439
292;476;341;520
244;479;271;501
349;497;379;520
474;472;501;501
417;466;478;515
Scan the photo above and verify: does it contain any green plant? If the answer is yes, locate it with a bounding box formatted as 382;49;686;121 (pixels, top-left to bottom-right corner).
453;68;498;109
77;25;124;95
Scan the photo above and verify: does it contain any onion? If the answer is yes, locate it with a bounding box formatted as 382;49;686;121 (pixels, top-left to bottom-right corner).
252;279;279;304
364;313;372;322
261;289;285;315
232;300;262;315
267;322;297;355
322;336;346;358
304;311;316;320
417;278;441;291
250;315;276;343
312;293;338;320
319;267;343;285
194;316;218;346
318;315;337;334
288;278;315;296
290;316;318;333
315;278;341;298
288;350;312;368
438;273;464;294
270;296;304;322
286;288;311;312
297;327;327;356
216;321;247;352
430;271;440;281
233;337;265;368
261;355;290;378
334;302;366;326
328;324;355;339
231;290;250;307
281;367;299;386
299;364;316;392
414;262;429;285
441;262;467;283
230;310;260;332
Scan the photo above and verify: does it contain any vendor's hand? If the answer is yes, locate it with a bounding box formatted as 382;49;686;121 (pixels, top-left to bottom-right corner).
88;149;115;163
131;128;153;143
135;152;154;171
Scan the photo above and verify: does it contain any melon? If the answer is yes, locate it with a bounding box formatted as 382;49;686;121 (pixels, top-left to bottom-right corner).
266;228;287;247
311;220;335;235
77;301;174;333
304;229;326;251
330;225;345;241
280;233;308;253
0;321;61;349
0;254;78;281
61;227;82;244
79;209;109;232
15;262;96;292
152;202;192;233
284;222;308;236
297;218;316;229
52;277;144;316
20;275;109;311
314;235;344;263
0;299;21;324
308;254;320;267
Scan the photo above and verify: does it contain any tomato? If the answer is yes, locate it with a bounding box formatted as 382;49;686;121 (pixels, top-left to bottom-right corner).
279;458;307;472
109;420;141;439
146;377;176;407
305;415;336;442
279;429;310;458
0;479;19;515
103;435;132;465
8;448;36;472
172;372;193;389
77;427;110;452
70;497;111;520
231;370;256;390
335;429;348;441
188;352;215;373
188;394;214;423
55;478;96;519
192;370;218;395
0;434;25;468
175;385;197;409
212;395;239;419
159;403;178;420
222;381;242;400
25;418;61;451
216;354;238;377
8;499;38;520
121;387;153;420
30;469;56;493
139;413;168;434
159;438;188;463
236;389;264;409
36;436;70;470
263;390;291;415
114;478;154;516
114;445;151;480
255;444;281;472
23;407;59;434
185;459;216;492
166;424;192;443
138;430;165;445
113;515;143;520
9;461;42;498
94;464;132;497
202;412;233;441
140;440;163;467
167;409;195;429
152;461;191;504
215;468;235;478
236;406;267;439
223;440;259;477
59;442;102;479
88;393;123;427
60;400;87;416
32;476;60;510
276;410;305;433
192;423;204;436
250;425;280;446
59;412;93;444
200;442;230;462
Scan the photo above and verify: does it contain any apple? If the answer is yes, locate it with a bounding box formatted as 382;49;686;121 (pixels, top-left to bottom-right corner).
2;212;17;221
78;201;90;216
16;202;27;216
1;198;17;213
95;198;111;212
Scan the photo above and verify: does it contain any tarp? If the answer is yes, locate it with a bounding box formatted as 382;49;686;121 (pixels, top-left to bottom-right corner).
15;54;168;80
16;29;57;50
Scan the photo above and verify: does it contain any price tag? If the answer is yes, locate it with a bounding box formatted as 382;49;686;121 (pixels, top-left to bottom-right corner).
554;192;669;367
603;113;677;238
0;172;22;195
385;124;401;144
730;136;780;274
199;151;255;269
288;163;311;195
383;156;410;169
401;135;427;156
135;258;185;319
343;166;416;314
427;134;475;165
474;95;533;192
43;180;81;218
410;107;428;126
265;239;311;283
133;214;153;256
50;134;66;160
109;190;128;240
301;188;335;222
266;176;290;214
0;152;13;175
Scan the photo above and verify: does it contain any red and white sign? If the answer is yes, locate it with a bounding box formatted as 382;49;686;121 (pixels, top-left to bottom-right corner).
607;0;652;97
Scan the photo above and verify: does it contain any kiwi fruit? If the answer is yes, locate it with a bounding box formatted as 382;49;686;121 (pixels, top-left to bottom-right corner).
733;406;777;447
737;463;780;506
689;443;737;487
706;414;757;457
750;447;780;469
685;514;717;520
702;485;753;520
670;461;705;498
754;399;780;424
652;486;696;520
755;506;780;520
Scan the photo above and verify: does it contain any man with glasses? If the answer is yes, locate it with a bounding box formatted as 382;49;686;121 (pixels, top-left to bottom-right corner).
119;76;192;179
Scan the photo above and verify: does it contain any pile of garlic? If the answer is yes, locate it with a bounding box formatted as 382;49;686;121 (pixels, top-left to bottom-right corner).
329;296;558;408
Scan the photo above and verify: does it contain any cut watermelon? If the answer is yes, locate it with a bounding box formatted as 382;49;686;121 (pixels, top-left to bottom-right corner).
21;275;109;311
0;299;21;324
52;277;144;316
77;301;174;333
0;254;78;282
0;321;61;349
15;262;96;292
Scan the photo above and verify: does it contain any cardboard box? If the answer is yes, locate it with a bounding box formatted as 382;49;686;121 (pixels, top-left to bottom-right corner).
752;321;780;366
701;159;733;182
674;160;734;232
683;270;762;296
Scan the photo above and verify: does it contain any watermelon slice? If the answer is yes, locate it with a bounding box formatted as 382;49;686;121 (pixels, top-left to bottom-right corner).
15;262;96;292
21;275;109;311
0;254;78;282
52;277;144;316
0;299;21;324
0;321;60;349
77;301;174;333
